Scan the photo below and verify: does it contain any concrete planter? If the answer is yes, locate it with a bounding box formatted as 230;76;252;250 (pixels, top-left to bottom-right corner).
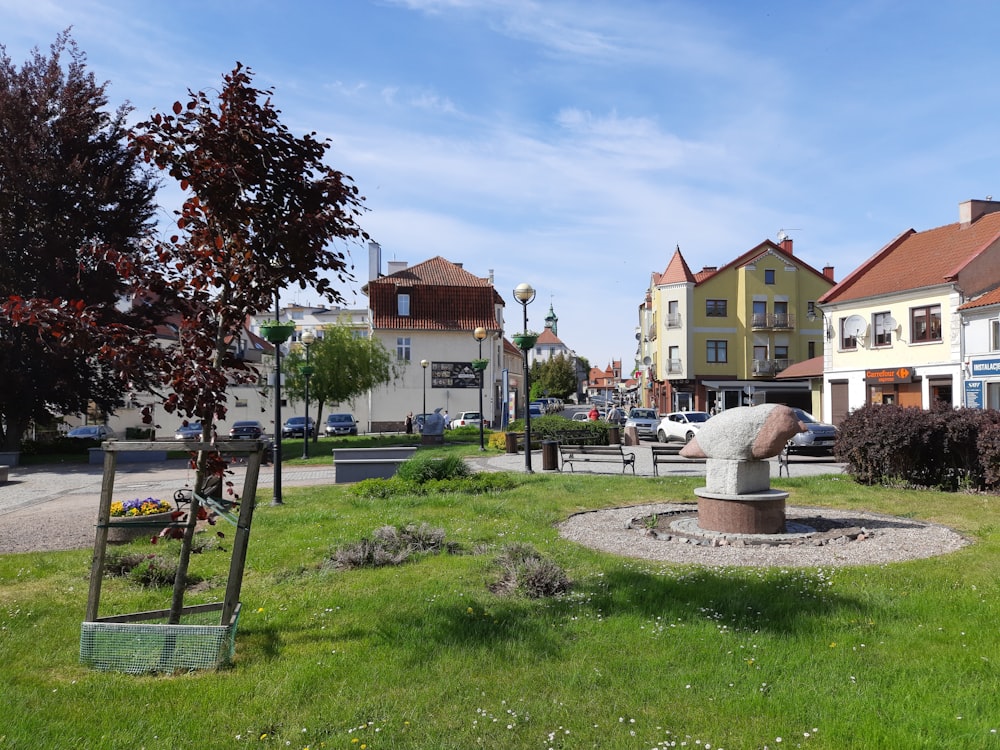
89;448;167;465
0;451;20;467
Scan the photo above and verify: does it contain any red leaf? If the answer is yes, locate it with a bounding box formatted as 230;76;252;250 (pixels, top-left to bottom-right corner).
215;235;224;249
173;101;182;115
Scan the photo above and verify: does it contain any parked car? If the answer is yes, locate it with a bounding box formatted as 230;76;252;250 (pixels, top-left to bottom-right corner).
656;411;712;444
786;408;838;455
571;411;591;422
281;416;315;438
174;422;204;440
228;420;265;439
66;425;115;440
624;408;660;439
528;403;545;419
450;411;482;428
324;413;358;436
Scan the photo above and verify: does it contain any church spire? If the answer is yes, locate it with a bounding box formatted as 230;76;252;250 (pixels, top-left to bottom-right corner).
544;301;558;336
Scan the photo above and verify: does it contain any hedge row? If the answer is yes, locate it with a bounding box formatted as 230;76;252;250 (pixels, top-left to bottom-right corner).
835;403;1000;491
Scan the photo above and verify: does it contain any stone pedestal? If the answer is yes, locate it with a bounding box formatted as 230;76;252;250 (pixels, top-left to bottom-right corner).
694;458;788;534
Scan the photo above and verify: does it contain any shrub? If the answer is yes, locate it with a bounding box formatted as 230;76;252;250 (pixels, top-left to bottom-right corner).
396;453;471;483
329;522;453;570
488;543;571;598
103;550;202;588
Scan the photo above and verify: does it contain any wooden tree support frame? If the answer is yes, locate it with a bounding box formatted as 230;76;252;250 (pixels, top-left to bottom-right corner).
82;440;265;670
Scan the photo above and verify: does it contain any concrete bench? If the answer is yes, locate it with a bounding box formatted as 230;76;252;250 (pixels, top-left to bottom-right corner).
559;444;635;474
0;465;8;483
332;446;418;483
650;445;706;476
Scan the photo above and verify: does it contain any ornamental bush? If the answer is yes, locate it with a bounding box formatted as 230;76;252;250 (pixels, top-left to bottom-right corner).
836;403;1000;490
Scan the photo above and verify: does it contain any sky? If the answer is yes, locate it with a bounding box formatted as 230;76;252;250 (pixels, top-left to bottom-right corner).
3;0;1000;369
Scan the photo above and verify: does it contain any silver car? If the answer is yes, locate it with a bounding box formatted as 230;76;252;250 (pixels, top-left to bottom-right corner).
786;409;838;455
624;408;659;439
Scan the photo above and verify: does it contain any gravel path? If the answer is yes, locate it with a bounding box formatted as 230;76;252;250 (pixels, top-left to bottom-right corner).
557;502;971;568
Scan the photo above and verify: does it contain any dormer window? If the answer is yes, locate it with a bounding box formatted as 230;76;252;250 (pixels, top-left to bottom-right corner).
398;293;410;316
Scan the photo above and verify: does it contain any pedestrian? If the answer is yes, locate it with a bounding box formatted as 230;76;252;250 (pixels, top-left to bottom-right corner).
588;405;599;421
404;412;413;434
443;411;451;429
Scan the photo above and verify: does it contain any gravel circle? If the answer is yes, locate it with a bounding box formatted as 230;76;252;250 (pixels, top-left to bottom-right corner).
557;503;971;568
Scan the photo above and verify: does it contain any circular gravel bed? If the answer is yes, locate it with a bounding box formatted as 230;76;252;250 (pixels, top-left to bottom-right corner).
557;503;971;568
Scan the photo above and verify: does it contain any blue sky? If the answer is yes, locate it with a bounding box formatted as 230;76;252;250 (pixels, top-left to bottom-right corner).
3;0;1000;369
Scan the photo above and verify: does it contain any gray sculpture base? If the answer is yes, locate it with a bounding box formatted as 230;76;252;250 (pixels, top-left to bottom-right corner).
694;458;788;534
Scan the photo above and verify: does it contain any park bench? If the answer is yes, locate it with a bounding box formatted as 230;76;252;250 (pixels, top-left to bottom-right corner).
650;444;706;476
559;443;635;474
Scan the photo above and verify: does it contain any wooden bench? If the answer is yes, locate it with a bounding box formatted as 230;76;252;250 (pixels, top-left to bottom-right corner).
559;444;635;474
650;444;705;476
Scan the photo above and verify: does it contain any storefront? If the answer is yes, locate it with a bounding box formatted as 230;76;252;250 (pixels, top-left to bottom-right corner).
967;356;1000;410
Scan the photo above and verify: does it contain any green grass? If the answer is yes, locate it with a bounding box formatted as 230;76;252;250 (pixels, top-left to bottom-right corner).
2;472;1000;749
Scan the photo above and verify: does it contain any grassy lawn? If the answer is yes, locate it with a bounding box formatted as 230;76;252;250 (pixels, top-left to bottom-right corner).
1;467;999;748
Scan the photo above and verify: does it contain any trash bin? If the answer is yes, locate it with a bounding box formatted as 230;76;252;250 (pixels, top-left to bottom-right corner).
607;426;621;445
624;426;639;446
505;432;520;454
541;440;559;470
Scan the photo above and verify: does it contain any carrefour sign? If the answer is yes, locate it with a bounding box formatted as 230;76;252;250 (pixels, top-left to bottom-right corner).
971;357;1000;377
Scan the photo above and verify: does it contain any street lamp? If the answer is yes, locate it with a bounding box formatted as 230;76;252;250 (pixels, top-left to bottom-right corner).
300;330;316;459
420;359;429;434
272;291;284;505
473;327;488;451
513;282;536;473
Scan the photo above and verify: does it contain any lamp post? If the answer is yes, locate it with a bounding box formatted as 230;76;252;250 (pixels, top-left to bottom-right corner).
473;327;488;451
300;330;315;459
513;282;536;473
420;359;429;434
272;293;284;505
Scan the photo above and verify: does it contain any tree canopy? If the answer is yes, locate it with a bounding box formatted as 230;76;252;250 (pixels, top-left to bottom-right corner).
0;32;158;449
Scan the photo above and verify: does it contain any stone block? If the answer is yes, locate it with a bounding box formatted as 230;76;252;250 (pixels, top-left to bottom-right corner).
704;458;770;495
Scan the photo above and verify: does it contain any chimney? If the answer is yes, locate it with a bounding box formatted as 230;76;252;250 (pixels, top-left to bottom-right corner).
386;260;408;275
701;266;717;273
823;265;835;281
368;241;381;281
959;198;1000;226
779;237;793;254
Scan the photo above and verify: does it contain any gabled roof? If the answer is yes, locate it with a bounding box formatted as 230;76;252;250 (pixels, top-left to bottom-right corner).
367;256;502;331
699;240;832;285
820;213;1000;304
536;327;563;345
775;356;824;379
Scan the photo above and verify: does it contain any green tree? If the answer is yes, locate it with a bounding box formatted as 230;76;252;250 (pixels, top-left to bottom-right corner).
0;32;158;450
530;354;578;400
284;323;402;438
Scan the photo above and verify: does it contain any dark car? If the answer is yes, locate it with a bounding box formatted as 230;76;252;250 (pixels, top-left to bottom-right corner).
174;422;204;440
229;420;265;439
786;409;838;455
281;416;315;438
324;413;358;436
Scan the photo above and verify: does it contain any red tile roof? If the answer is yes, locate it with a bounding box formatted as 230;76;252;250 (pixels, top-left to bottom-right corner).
820;213;1000;304
536;327;562;345
657;247;697;284
958;285;1000;311
367;256;503;331
776;356;823;379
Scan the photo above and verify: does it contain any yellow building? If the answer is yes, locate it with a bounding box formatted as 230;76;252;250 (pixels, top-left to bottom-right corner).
642;238;835;413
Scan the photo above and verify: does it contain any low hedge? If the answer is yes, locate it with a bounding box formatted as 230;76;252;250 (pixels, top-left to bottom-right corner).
836;403;1000;491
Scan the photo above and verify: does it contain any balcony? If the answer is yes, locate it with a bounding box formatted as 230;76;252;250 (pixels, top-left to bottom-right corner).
665;313;682;329
752;358;794;376
666;358;684;375
750;313;796;330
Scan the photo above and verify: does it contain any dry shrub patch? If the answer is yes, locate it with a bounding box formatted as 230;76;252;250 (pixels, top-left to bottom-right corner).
488;542;571;598
328;523;458;570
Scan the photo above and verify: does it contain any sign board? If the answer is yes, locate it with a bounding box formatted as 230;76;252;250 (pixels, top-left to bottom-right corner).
965;379;984;409
865;366;914;384
430;361;481;389
970;357;1000;377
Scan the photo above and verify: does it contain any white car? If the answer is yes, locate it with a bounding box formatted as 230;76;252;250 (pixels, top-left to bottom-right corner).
624;408;659;439
656;411;711;444
451;411;482;428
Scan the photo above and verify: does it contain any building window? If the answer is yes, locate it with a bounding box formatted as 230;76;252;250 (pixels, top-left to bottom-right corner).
774;300;789;327
706;299;727;317
396;337;411;362
872;311;893;347
911;304;942;343
808;340;816;359
764;269;775;285
397;293;410;316
840;318;857;350
707;340;728;363
991;319;1000;352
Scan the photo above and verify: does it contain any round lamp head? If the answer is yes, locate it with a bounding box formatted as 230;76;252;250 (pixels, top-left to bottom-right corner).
421;359;429;368
301;330;316;345
513;282;536;304
474;326;487;341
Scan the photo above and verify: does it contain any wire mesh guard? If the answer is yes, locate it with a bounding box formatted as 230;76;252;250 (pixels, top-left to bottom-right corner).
79;605;240;674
